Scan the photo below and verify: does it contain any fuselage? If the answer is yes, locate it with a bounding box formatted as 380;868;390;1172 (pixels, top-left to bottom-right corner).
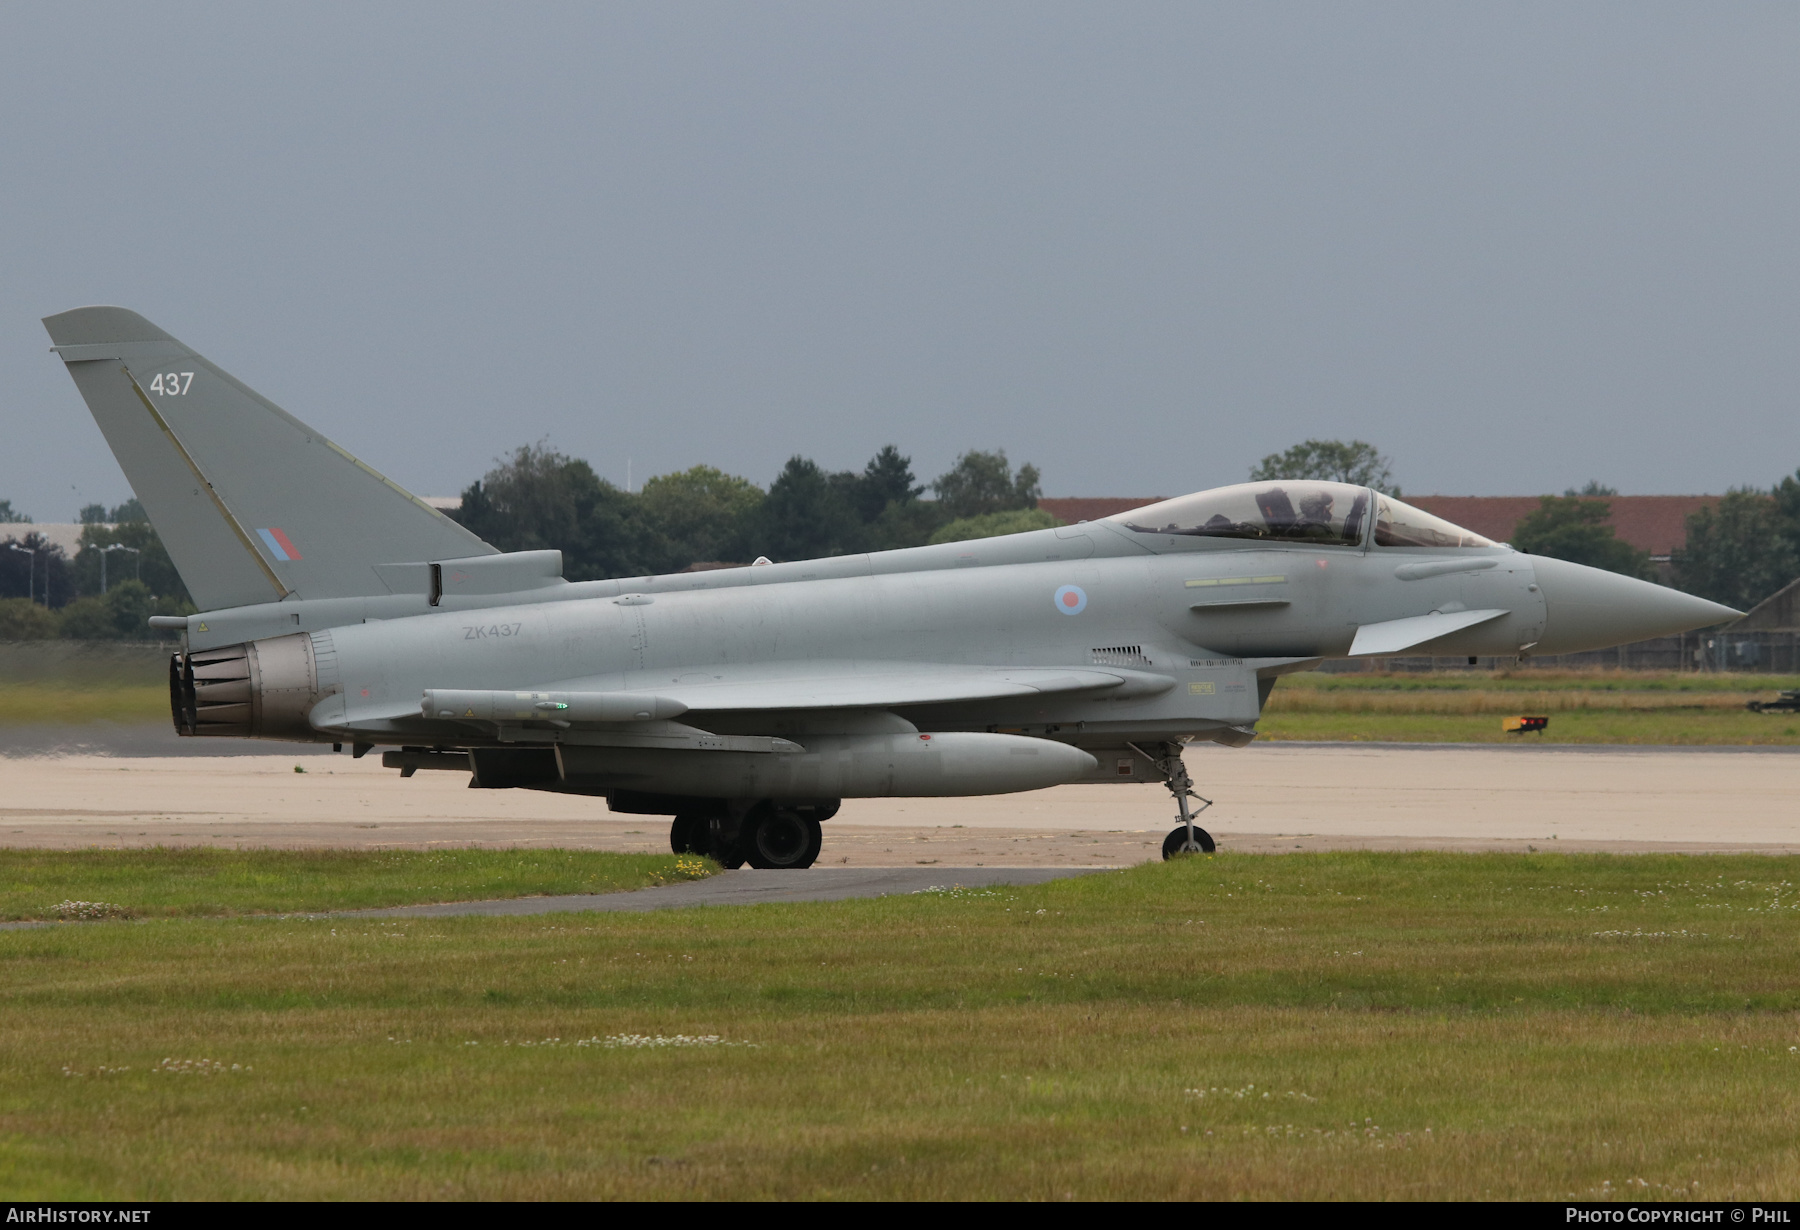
176;486;1561;750
310;524;1538;738
165;479;1737;804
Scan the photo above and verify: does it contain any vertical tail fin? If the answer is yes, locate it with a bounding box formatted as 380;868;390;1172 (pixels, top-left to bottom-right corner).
43;306;494;610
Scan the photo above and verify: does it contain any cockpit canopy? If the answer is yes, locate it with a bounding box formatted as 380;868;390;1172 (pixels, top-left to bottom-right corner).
1107;482;1494;550
1370;492;1495;548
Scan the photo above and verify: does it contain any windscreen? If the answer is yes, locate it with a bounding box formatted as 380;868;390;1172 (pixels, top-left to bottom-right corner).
1372;495;1495;548
1108;481;1371;547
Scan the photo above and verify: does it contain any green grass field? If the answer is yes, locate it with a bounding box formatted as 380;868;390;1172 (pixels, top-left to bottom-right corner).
0;683;167;726
0;848;712;921
4;849;1799;1199
1260;670;1800;744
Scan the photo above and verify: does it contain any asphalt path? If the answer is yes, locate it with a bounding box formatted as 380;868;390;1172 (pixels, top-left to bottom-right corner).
340;866;1107;918
0;867;1108;931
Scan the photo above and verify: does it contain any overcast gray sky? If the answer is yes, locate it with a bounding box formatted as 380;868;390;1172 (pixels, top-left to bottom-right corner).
2;3;1796;520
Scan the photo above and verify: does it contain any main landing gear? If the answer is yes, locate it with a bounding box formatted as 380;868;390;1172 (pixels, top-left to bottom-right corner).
670;800;830;870
1132;741;1215;859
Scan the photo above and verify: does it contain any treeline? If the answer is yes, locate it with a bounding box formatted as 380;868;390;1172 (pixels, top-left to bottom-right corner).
0;500;193;641
1502;475;1800;612
7;439;1795;635
1249;439;1800;612
1670;476;1800;611
0;446;1049;637
451;445;1050;580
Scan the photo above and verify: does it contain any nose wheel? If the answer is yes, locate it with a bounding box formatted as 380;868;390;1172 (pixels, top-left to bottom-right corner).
1162;824;1215;857
1131;741;1215;859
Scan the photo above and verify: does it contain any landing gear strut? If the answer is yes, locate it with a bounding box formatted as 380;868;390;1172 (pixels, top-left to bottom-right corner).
1132;740;1215;858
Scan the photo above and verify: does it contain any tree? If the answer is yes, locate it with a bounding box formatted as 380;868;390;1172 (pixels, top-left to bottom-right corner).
452;444;657;581
0;500;30;524
72;519;190;604
1250;440;1396;491
849;445;923;522
78;499;147;526
0;531;74;607
928;508;1061;545
862;498;952;552
932;450;1041;519
1672;489;1799;612
0;597;57;639
1564;481;1618;497
755;457;858;561
57;579;170;640
446;441;1050;570
1511;496;1652;579
636;465;763;570
1773;468;1800;567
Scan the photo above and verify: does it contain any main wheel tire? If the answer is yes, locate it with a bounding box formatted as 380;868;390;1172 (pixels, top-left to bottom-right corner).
670;814;704;855
743;806;823;869
1162;824;1215;859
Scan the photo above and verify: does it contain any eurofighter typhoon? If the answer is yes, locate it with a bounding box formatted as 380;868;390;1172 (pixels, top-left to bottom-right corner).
43;308;1739;867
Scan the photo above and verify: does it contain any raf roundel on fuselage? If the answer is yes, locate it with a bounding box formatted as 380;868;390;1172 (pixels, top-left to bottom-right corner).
1106;481;1494;550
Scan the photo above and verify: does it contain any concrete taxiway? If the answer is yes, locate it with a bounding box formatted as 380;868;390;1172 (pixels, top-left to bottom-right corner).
1;726;1795;862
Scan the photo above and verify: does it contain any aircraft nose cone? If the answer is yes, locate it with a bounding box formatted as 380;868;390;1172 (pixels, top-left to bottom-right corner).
1529;556;1741;655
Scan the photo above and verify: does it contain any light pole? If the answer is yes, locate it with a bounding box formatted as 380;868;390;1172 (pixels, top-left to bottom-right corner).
99;543;140;593
8;543;36;606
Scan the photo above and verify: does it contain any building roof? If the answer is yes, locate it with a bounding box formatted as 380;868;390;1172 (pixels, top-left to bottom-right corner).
1406;495;1718;557
1;523;89;556
1037;497;1162;524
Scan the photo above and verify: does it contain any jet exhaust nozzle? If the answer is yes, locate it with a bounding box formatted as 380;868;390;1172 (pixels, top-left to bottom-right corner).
170;634;326;740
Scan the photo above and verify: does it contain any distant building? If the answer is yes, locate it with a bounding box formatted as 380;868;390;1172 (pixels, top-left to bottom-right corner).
1733;576;1800;633
2;524;90;556
1404;495;1717;562
1709;577;1800;672
1037;497;1161;524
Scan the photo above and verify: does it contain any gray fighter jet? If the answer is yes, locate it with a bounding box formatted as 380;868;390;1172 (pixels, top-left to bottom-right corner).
42;307;1739;867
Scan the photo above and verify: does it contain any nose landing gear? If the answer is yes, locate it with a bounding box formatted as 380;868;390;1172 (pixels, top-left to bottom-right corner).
1132;741;1215;858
